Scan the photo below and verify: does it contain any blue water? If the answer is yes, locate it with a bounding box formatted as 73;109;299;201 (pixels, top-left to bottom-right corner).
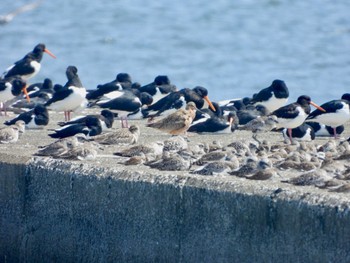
1;0;350;104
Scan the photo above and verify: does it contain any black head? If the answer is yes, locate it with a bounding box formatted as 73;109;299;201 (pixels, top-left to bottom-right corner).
271;79;287;90
100;109;114;120
139;92;153;105
116;73;132;83
11;77;26;96
43;78;53;89
53;84;64;92
242;97;252;105
192;86;208;97
33;43;45;53
341;93;350;102
34;104;48;114
66;66;78;79
154;75;170;85
28;43;46;61
296;95;311;105
131;82;141;89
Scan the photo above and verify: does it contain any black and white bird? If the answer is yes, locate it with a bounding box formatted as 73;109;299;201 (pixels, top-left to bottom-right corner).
138;75;177;104
306;122;344;137
86;72;133;101
95;90;153;127
306;93;350;138
0;76;29;114
45;66;87;121
142;86;216;119
249;79;289;113
1;43;56;80
271;95;325;143
11;78;53;109
57;109;114;132
282;123;315;142
4;103;49;129
48;115;102;139
189;111;237;134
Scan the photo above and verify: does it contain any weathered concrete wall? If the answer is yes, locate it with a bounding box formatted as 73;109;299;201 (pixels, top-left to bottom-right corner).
1;155;350;263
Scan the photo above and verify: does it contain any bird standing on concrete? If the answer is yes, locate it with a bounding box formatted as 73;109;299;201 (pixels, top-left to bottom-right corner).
146;101;197;135
45;66;87;121
271;95;325;143
306;93;350;138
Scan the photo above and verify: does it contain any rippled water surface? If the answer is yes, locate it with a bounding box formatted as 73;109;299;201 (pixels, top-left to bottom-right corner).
1;0;350;103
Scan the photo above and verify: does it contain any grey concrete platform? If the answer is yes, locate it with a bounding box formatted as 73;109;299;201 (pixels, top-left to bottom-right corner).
1;111;350;262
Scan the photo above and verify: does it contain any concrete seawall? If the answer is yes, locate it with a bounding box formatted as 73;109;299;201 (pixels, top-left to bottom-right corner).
1;153;350;262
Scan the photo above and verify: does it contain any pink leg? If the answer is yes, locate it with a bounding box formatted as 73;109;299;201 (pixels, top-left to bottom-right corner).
333;128;338;139
288;128;293;144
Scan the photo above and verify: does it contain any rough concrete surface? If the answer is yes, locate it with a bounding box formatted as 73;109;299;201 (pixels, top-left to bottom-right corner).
1;109;350;263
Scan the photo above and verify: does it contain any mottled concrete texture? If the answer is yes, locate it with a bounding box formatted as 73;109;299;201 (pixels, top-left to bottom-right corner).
1;153;350;263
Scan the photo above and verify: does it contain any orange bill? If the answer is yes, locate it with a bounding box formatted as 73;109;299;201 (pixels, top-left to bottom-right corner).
22;85;30;102
44;48;56;59
204;95;216;112
310;101;326;112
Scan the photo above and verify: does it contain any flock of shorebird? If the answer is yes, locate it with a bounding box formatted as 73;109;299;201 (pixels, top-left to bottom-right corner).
1;43;350;193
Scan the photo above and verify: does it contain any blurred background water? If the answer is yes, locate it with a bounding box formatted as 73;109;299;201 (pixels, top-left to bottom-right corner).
0;0;349;104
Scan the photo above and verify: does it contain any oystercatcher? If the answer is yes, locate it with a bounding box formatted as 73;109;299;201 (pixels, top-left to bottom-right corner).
138;75;177;104
57;109;114;132
86;72;133;100
142;86;215;119
306;122;344;137
250;79;289;113
141;91;186;118
189;111;237;134
282;123;315;142
49;115;102;139
26;78;53;98
0;76;29;114
45;66;87;121
306;93;350;138
95;90;152;127
4;103;49;129
1;43;56;80
271;95;325;143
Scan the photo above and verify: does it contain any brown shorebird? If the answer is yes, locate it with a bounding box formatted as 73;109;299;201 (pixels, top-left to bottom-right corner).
34;136;80;158
146;101;197;135
90;125;140;145
0;120;25;143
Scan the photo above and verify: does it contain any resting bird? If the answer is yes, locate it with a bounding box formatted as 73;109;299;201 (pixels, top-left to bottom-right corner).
146;101;197;135
0;120;25;143
58;109;114;132
4;103;49;129
249;79;289;113
48;116;102;139
90;125;140;145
